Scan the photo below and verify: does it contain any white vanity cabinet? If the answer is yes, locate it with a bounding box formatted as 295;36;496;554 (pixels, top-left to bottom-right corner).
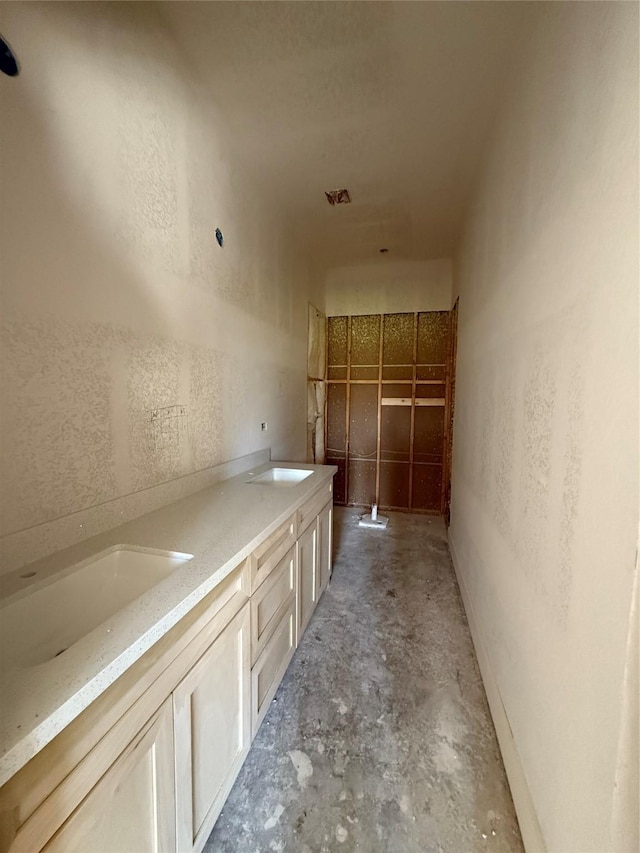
1;562;250;853
0;473;335;853
247;478;333;733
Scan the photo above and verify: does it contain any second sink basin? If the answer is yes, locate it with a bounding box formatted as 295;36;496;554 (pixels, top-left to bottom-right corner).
248;467;313;486
0;546;193;668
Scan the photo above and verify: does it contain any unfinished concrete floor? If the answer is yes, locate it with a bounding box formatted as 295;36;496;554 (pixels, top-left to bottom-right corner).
205;507;523;853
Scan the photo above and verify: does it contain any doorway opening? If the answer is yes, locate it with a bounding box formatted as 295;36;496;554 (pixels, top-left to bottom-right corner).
325;310;457;516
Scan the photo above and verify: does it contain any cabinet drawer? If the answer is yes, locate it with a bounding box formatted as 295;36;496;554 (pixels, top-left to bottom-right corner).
251;546;296;665
250;514;296;592
297;480;333;535
203;556;250;625
251;599;296;737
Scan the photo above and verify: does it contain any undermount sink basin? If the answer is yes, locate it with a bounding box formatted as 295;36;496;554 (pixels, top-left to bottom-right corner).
0;547;193;668
248;468;313;486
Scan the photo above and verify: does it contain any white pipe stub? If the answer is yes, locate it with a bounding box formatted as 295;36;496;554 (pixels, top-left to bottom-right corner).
359;505;389;529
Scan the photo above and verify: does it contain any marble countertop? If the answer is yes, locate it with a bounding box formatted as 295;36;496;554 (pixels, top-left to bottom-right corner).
0;460;336;787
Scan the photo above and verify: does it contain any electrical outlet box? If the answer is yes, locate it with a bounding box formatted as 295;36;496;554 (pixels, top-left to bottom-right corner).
261;422;268;432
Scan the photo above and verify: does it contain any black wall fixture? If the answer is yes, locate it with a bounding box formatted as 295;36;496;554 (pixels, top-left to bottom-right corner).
0;34;19;77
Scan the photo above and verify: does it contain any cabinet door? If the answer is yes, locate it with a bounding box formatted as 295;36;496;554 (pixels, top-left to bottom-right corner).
43;698;175;853
173;602;251;853
317;501;333;595
297;519;318;636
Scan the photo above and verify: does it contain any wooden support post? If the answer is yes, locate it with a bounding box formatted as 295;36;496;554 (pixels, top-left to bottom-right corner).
374;314;383;507
408;312;418;511
344;316;352;505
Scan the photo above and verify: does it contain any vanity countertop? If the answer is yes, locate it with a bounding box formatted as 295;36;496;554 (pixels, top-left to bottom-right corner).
0;461;336;787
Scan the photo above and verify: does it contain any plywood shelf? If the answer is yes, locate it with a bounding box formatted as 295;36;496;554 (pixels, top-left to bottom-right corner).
328;380;447;387
381;397;445;407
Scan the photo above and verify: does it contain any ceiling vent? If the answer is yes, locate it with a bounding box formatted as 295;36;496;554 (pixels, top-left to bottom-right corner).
325;188;351;206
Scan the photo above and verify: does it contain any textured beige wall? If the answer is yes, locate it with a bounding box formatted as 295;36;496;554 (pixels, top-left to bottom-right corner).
0;2;318;572
324;258;451;317
449;3;639;851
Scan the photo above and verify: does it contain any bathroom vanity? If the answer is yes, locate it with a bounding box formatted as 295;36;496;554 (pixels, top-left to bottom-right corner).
0;462;335;853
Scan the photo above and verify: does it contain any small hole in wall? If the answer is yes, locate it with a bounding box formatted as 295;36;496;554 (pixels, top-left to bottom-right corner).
379;248;389;254
20;571;36;579
215;228;224;248
0;35;19;77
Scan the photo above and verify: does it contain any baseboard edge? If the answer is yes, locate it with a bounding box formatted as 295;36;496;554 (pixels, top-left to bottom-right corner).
448;530;547;853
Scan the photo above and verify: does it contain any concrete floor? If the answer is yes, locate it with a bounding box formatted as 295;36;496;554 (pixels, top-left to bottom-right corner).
205;507;523;853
